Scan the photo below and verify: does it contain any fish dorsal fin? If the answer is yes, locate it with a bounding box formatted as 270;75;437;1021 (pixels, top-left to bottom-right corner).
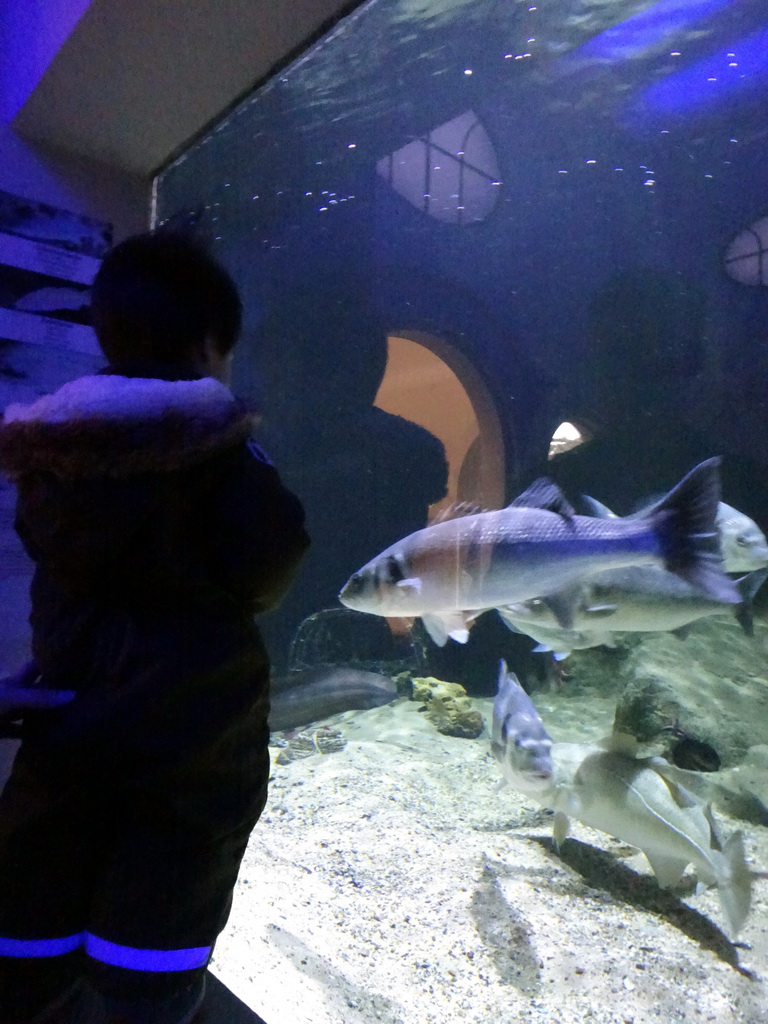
581;495;617;518
599;731;639;756
431;502;489;523
508;478;575;518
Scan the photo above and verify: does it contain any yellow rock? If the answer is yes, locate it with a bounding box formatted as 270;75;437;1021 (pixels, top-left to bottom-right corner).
411;677;484;739
411;676;467;703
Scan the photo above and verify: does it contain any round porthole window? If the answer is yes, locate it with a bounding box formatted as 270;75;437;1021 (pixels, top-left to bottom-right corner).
724;216;768;285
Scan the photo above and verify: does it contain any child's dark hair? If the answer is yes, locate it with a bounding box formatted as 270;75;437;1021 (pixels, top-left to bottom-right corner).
90;232;242;369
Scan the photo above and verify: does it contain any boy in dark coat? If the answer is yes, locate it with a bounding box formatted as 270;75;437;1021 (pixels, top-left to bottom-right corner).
0;233;309;1023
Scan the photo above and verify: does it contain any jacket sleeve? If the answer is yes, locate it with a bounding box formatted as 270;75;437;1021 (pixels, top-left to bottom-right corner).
207;440;310;613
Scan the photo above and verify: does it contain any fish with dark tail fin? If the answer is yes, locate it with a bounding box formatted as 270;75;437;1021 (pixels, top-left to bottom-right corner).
339;459;738;646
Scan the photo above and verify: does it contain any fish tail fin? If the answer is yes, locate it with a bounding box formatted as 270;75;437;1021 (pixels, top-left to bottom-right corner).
718;831;752;938
651;458;739;604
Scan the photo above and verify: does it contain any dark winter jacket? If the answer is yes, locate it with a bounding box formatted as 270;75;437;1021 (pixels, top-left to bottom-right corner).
0;369;309;776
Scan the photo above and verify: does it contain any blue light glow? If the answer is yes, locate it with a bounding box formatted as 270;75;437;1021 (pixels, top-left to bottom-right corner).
0;0;94;122
86;933;212;972
561;0;736;67
635;27;768;116
0;933;83;957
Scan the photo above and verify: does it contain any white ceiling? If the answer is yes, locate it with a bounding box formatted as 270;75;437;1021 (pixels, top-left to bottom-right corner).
13;0;358;179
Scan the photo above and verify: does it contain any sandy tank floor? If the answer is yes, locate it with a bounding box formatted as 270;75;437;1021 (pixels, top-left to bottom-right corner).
212;685;768;1024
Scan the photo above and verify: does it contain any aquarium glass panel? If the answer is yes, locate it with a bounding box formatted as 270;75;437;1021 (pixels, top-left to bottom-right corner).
155;0;768;1018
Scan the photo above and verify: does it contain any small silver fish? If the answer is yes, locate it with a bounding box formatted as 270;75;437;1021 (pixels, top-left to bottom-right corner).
582;495;768;573
339;459;738;645
498;566;768;659
491;660;553;791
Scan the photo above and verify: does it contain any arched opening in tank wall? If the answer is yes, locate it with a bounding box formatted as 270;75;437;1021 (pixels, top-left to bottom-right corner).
374;331;506;516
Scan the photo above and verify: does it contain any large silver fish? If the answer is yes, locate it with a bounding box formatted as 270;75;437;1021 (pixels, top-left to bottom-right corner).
339;459;738;645
498;566;768;660
491;660;553;791
582;495;768;573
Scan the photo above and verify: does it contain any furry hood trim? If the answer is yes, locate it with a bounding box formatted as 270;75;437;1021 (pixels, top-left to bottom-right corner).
0;374;254;479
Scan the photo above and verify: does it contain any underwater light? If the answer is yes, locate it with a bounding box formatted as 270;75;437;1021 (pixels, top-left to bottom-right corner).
632;26;768;119
724;216;768;286
558;0;735;69
548;422;586;460
376;111;501;225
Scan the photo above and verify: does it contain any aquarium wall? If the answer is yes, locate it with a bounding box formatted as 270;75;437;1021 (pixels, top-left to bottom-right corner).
154;2;768;1019
157;0;768;673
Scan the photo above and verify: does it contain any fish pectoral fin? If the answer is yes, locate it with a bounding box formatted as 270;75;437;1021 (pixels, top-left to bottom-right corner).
396;577;422;594
541;593;575;630
552;811;570;850
645;852;689;889
733;568;768;637
654;770;701;810
583;603;619;619
421;611;471;647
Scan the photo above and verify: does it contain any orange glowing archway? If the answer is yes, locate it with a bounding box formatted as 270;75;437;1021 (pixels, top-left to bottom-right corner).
374;331;506;518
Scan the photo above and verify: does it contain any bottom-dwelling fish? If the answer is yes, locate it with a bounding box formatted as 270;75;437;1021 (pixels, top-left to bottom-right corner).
492;664;752;937
268;667;398;732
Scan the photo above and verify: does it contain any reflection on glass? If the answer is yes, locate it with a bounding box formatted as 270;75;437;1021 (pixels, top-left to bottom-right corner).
376;110;501;224
154;0;768;1018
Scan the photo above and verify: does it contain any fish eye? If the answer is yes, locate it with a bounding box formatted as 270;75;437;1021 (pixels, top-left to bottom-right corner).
735;535;748;546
